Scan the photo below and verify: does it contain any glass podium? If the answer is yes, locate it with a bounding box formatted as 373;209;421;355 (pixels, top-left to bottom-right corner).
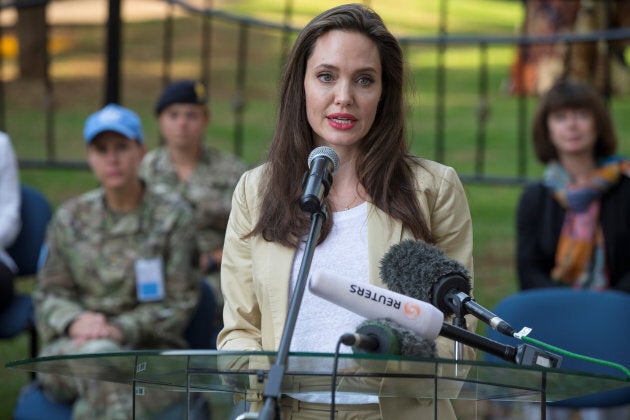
7;350;630;419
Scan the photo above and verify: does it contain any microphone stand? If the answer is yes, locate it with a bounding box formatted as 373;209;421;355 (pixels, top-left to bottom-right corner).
433;276;469;375
451;312;466;376
256;204;328;420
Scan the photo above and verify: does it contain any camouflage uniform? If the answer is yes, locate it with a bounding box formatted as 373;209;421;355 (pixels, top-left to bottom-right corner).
139;146;247;317
34;186;199;419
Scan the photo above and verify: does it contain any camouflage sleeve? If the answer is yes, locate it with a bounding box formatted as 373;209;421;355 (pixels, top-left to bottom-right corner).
195;153;248;254
34;214;87;343
137;151;153;182
110;203;200;347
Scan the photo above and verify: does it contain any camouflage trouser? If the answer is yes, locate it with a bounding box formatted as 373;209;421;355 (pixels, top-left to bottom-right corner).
37;338;188;420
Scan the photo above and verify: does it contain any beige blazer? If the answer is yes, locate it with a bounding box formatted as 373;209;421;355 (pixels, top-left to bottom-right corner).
218;158;476;418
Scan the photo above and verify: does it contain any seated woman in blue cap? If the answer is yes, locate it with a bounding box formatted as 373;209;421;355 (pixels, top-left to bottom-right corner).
33;103;199;419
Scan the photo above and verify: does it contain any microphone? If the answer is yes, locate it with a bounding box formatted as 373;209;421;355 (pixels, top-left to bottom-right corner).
341;319;437;357
300;146;340;213
341;320;400;354
309;270;444;340
380;240;515;337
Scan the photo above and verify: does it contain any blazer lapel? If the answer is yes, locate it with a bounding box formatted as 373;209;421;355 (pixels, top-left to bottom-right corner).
260;241;296;347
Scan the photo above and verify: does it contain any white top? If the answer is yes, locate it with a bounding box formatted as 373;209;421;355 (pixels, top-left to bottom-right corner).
288;202;378;404
290;202;369;353
0;132;21;272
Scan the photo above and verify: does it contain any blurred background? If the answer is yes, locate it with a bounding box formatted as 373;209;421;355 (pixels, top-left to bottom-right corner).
0;0;628;417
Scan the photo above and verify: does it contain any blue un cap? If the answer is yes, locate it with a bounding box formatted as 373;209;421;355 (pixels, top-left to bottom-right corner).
83;103;144;144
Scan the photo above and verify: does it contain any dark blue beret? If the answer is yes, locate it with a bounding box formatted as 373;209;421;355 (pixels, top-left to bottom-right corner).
155;80;208;115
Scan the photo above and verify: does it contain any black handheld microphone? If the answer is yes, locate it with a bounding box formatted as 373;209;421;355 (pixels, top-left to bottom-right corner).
380;240;515;337
300;146;340;213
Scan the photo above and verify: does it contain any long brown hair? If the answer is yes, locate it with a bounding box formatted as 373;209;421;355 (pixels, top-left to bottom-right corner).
531;80;617;163
250;3;431;247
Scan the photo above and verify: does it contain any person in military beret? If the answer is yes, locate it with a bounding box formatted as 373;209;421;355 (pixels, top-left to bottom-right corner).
140;80;248;345
34;103;199;419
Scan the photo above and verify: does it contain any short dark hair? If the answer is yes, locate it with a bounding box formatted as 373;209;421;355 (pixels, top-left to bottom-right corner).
531;80;617;163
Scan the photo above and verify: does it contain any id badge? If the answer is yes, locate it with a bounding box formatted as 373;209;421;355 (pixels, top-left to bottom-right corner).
134;258;165;302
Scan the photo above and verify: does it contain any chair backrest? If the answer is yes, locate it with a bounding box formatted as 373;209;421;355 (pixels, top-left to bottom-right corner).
184;280;218;350
7;185;52;276
484;288;630;408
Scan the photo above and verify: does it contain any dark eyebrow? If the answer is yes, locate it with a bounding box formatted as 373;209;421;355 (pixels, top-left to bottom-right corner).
313;63;379;75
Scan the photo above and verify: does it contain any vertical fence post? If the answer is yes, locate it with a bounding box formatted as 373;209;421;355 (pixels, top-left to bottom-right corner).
105;0;121;105
200;0;212;88
435;0;448;164
161;1;174;87
516;30;528;179
475;42;489;177
280;0;293;67
44;14;54;163
233;22;249;158
517;93;528;180
602;0;612;103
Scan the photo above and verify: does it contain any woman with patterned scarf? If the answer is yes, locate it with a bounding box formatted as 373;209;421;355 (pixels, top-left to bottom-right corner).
516;79;630;420
517;79;630;292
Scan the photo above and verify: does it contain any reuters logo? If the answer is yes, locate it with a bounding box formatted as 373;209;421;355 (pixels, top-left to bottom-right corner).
403;302;421;319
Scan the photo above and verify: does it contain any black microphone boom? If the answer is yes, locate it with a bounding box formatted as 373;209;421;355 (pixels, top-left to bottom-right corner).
440;321;561;368
381;240;516;337
300;146;340;213
340;311;560;367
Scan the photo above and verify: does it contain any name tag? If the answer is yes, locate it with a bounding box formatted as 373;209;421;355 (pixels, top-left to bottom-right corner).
134;258;165;302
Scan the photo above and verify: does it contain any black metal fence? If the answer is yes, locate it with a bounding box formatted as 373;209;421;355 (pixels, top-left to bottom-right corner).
1;0;628;184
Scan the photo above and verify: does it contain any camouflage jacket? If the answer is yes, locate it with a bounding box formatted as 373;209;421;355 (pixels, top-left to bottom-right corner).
139;146;247;255
34;187;199;349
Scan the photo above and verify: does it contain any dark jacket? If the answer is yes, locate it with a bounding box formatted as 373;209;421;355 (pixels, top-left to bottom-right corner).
516;176;630;292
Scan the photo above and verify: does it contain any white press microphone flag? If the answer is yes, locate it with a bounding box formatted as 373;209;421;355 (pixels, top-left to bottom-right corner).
309;270;444;341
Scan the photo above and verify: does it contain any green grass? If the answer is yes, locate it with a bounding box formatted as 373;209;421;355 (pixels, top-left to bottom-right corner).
1;0;627;417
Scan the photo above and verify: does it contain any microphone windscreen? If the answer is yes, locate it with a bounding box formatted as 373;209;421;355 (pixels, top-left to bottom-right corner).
367;318;437;358
379;239;472;302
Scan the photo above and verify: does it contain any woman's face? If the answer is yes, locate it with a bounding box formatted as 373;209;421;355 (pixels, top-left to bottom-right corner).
547;108;597;159
304;29;382;154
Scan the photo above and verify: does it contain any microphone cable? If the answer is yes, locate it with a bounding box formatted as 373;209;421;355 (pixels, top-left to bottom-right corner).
329;337;345;420
515;330;630;378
